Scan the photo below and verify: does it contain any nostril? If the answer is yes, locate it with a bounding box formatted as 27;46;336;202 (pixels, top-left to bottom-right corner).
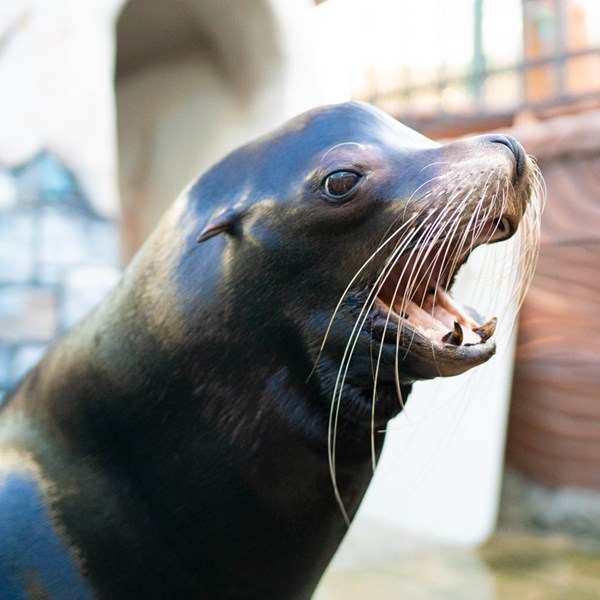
492;216;514;238
493;217;506;232
487;134;526;180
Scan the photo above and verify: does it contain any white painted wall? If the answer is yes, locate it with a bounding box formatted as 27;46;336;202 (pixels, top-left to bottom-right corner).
357;244;520;545
0;0;125;218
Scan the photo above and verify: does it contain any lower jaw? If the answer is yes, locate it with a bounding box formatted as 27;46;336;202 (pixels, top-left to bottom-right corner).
368;311;497;381
373;289;496;349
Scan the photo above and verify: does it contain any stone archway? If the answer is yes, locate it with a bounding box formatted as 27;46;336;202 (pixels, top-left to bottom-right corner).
115;0;323;257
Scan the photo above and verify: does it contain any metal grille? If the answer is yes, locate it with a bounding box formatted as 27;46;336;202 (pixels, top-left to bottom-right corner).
359;0;600;131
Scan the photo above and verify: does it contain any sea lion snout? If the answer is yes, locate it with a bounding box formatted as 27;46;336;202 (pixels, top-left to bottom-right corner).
436;131;535;237
482;133;527;181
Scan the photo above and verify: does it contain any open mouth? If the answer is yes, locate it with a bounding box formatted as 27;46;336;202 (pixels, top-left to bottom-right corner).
372;216;513;349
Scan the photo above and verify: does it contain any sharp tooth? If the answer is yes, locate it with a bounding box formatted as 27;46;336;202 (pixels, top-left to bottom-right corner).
442;321;463;346
473;317;497;342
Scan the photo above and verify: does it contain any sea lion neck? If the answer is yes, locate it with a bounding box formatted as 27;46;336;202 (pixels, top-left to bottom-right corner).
14;255;379;470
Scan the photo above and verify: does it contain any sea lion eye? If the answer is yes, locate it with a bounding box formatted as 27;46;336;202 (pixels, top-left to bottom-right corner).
323;171;361;199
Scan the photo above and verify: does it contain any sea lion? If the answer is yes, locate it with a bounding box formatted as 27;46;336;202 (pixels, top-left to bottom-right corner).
0;102;542;599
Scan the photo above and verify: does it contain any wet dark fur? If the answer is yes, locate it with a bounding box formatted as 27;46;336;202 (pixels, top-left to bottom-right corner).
0;102;541;599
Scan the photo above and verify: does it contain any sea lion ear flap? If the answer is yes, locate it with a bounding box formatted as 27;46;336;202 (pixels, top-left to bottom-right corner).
197;207;243;243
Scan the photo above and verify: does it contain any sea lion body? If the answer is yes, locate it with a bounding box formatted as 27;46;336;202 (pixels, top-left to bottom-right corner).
0;102;541;599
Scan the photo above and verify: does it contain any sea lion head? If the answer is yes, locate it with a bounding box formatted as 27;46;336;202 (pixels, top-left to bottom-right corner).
162;101;542;433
